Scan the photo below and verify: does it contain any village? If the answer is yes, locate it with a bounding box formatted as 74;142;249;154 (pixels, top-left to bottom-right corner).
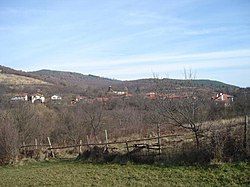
10;85;234;107
0;0;249;186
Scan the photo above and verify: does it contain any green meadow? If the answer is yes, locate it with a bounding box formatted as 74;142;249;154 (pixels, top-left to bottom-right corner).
0;160;249;186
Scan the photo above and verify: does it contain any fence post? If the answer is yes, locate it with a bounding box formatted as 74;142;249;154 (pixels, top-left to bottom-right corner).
22;142;26;153
126;140;129;154
79;140;83;154
35;139;38;150
47;137;55;158
157;124;161;155
86;135;90;148
245;115;250;156
105;130;109;151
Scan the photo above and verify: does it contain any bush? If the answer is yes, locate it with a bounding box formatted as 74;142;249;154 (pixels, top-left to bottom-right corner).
0;111;19;165
210;126;246;162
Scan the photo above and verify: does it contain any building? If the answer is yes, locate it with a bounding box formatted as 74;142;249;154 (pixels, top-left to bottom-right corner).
10;93;45;103
51;95;62;100
107;86;130;96
146;92;157;100
11;93;28;101
212;93;234;106
31;94;45;103
75;95;91;103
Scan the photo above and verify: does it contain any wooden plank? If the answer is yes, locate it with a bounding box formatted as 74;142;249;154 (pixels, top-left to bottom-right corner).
105;130;108;150
47;134;183;150
47;137;55;158
86;135;90;148
79;140;83;154
35;139;38;150
20;144;50;148
157;124;161;155
245;115;250;156
126;140;129;154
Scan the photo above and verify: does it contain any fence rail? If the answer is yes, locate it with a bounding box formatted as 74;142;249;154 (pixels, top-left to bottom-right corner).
19;116;250;155
18;116;250;160
20;144;50;148
20;133;190;151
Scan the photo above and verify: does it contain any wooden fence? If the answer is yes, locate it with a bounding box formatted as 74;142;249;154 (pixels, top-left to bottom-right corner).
20;124;191;157
20;116;250;158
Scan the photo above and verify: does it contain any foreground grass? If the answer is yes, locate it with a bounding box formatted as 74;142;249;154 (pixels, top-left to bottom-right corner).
0;160;249;186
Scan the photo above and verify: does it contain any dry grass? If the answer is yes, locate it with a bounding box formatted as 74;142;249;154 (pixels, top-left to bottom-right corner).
0;73;50;85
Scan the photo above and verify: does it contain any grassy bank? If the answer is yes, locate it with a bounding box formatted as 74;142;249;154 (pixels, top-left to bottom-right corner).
0;160;249;186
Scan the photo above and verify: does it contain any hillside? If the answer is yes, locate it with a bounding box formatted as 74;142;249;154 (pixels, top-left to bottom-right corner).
30;69;238;93
0;73;49;85
30;69;121;89
123;78;238;94
0;65;239;96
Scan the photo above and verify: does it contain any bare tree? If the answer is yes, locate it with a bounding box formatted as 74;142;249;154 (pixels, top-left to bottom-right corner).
80;102;104;143
0;110;19;163
183;68;196;80
155;92;210;148
153;70;210;148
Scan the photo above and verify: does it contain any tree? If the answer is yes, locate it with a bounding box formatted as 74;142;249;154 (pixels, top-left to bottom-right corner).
153;70;210;148
0;110;19;164
80;102;104;143
155;93;210;148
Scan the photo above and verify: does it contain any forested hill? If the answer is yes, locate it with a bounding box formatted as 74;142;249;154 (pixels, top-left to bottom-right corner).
123;78;238;93
0;65;238;95
30;69;121;89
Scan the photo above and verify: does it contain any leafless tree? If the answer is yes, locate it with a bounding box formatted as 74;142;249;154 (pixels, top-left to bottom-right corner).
0;110;19;163
153;70;210;148
155;93;210;148
80;102;104;143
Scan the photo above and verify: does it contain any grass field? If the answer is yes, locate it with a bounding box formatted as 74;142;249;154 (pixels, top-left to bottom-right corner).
0;73;49;85
0;160;249;186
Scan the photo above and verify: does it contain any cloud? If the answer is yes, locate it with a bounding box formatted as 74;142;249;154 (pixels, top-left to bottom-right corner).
47;49;250;69
92;58;249;77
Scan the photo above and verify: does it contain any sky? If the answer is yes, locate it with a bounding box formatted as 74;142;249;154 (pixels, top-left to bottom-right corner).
0;0;250;87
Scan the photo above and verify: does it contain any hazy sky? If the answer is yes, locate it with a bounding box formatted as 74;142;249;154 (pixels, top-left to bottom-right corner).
0;0;250;87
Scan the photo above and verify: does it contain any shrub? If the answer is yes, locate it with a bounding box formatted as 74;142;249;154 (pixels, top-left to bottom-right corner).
0;111;19;164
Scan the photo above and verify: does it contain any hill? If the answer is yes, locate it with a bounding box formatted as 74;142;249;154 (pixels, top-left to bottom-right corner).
0;65;239;96
30;69;121;89
0;72;49;85
123;78;238;94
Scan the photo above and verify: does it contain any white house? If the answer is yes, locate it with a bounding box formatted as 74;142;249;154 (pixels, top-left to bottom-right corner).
11;94;28;101
51;95;62;100
31;94;45;103
107;86;129;96
10;93;45;103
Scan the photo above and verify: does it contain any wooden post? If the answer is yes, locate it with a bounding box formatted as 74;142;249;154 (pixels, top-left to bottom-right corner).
126;140;129;154
22;142;26;156
47;137;55;158
157;124;161;155
105;130;109;150
35;139;38;150
22;142;26;153
147;135;150;155
86;135;90;148
79;140;83;154
245;115;250;156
